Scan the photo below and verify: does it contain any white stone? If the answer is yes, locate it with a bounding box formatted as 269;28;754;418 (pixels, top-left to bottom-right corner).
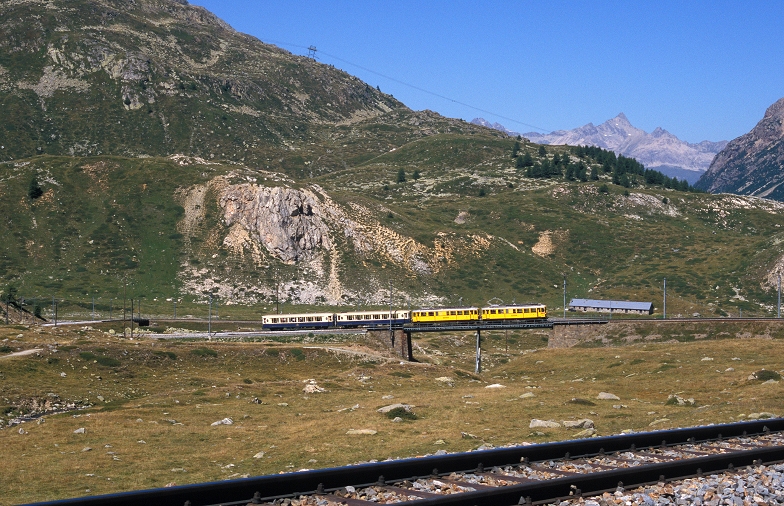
597;392;620;400
211;417;233;426
485;383;506;389
346;429;377;435
253;451;265;459
519;392;536;399
303;383;326;394
529;419;561;429
74;427;85;434
377;403;413;413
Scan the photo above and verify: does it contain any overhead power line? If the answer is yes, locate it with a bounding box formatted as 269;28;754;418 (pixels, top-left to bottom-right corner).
260;38;550;133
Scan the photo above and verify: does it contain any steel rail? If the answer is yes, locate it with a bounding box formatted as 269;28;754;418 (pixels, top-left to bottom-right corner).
26;419;784;506
409;445;784;506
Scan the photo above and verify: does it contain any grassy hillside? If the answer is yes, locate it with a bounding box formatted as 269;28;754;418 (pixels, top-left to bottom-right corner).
2;135;783;319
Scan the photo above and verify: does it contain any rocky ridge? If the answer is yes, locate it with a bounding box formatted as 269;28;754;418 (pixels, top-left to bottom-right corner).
696;97;784;201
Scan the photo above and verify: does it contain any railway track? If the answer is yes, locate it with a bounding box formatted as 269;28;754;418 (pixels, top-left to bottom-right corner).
30;419;784;506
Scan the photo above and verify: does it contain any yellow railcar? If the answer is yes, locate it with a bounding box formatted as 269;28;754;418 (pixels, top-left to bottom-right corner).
481;304;547;321
411;307;480;323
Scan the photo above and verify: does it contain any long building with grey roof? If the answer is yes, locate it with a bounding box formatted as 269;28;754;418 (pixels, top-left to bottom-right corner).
568;298;653;315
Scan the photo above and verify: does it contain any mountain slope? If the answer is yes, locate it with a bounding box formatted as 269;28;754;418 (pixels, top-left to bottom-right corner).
0;0;494;175
695;97;784;200
474;114;726;183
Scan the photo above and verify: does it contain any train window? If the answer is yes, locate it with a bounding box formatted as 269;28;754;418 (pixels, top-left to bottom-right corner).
490;309;496;314
298;317;305;322
272;318;279;323
428;312;434;316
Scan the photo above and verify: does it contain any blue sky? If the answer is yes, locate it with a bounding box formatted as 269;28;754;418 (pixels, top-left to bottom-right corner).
191;1;783;143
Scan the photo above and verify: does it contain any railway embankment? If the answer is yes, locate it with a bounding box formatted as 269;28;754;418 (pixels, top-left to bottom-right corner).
550;318;784;348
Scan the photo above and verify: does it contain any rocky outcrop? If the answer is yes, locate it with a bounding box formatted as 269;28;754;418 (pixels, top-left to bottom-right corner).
174;178;499;304
221;185;331;264
695;98;784;201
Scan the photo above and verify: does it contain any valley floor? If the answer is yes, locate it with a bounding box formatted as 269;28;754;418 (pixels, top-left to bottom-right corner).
0;322;783;503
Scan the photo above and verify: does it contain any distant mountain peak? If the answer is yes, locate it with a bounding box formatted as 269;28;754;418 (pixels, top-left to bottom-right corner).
612;112;631;124
472;114;727;184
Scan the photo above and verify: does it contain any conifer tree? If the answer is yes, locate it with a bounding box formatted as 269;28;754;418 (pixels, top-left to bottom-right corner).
28;177;43;200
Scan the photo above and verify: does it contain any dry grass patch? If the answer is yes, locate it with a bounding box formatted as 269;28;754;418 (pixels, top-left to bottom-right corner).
1;325;783;503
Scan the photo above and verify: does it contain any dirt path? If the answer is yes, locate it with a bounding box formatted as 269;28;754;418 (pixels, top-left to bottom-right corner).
0;348;43;359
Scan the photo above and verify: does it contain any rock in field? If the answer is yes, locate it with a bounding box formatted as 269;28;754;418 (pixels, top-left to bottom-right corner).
563;419;594;429
529;419;561;429
377;403;413;414
597;392;620;400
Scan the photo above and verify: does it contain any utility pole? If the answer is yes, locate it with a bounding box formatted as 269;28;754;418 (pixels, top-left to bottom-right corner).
778;274;781;318
92;296;95;320
307;45;317;59
563;275;567;318
208;295;212;337
663;278;667;319
388;280;393;346
130;299;134;339
475;330;482;374
174;300;177;319
123;284;127;335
